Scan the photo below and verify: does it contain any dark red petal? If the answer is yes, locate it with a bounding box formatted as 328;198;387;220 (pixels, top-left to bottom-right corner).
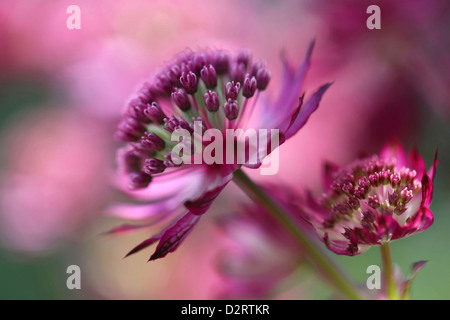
184;183;228;215
377;214;401;241
103;222;156;235
149;212;201;261
125;234;163;258
421;174;433;207
396;207;434;239
414;207;434;233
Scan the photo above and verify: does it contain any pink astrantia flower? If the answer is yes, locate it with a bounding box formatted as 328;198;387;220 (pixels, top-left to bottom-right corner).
299;140;438;256
111;42;331;260
216;184;311;299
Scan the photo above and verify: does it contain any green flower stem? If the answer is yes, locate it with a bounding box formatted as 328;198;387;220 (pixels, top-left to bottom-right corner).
233;169;362;300
380;242;398;300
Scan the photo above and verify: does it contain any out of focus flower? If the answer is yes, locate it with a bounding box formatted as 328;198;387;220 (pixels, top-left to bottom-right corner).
216;185;312;299
299;140;438;256
313;0;450;117
0;108;112;253
110;42;331;261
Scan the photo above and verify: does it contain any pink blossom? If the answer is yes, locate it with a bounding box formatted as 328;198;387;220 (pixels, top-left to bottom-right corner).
110;42;331;260
299;140;438;256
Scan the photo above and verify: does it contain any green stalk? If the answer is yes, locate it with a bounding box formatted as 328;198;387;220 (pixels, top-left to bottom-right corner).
380;242;399;300
233;169;361;300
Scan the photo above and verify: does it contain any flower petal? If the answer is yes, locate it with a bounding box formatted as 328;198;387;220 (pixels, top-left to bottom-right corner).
408;146;426;174
421;174;433;207
284;82;333;140
149;212;201;261
185;183;229;215
248;40;315;131
380;139;408;167
125;233;164;257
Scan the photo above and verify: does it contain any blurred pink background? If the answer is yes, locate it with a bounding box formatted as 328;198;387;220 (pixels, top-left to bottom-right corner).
0;0;449;299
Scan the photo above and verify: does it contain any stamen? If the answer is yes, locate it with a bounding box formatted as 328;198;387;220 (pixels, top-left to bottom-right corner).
192;52;209;73
123;152;142;173
236;49;251;68
180;71;198;94
204;90;220;112
256;67;271;90
368;195;380;209
140;132;165;151
167;65;182;87
129;171;152;189
143;158;166;174
225;81;241;100
212;50;230;74
144;102;166;124
127;98;151;123
115;117;146;142
171;88;191;111
164;116;192;133
230;62;246;84
200;64;218;89
399;187;413;203
224;98;239;120
242;74;257;98
390;173;401;188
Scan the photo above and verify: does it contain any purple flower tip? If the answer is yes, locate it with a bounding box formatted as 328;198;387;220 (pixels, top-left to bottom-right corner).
171;88;191;111
256;67;271;90
144;102;166;124
203;90;220;112
128;171;152;189
140;132;165;152
164;115;192;133
243;74;257;98
180;71;198;94
230;62;246;84
143;158;166;175
200;64;218;89
224;98;239;120
225;81;241;100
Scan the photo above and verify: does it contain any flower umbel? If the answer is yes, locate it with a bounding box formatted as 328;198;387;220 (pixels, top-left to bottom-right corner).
110;42;331;260
300;141;438;256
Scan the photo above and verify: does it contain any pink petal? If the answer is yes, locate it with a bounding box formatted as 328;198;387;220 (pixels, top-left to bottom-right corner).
284;82;333;140
380;139;408;167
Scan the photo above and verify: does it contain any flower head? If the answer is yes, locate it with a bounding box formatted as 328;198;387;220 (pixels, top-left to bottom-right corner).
299;140;438;256
111;42;331;260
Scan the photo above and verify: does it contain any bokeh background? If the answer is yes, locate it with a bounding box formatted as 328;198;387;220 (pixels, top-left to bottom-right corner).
0;0;449;299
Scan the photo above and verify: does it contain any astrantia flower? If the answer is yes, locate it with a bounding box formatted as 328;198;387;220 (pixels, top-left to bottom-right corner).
111;42;331;260
216;184;311;299
299;141;438;256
